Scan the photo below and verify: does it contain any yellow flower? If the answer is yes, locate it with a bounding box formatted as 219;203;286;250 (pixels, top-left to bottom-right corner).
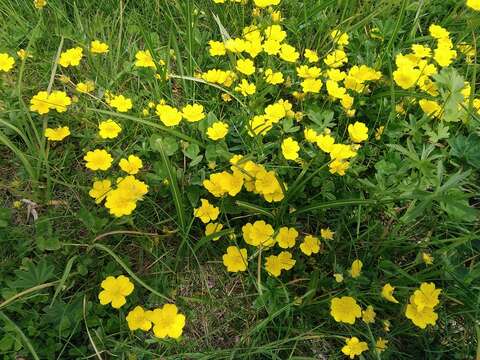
326;80;346;99
207;121;229;140
126;306;152;331
349;259;363;278
297;65;321;79
182;103;205;122
135;50;156;68
329;144;357;160
17;49;31;60
208;40;226;56
329;159;349;176
412;282;441;311
205;222;224;240
194;199;220;223
98;275;134;309
334;273;344;283
316;134;335;153
98;119;122;139
0;53;15;72
235;79;257;96
84;149;113;171
381;283;399;303
263;39;281;55
324;49;348;68
222;246;248;272
30;91;51;114
299;235;320;256
301;78;322;93
375;338;388;353
281;137;300;160
348;121;368;143
304;128;319;143
275;227;298;249
119;155;143;175
433;46;457;67
429;24;450;39
89;179;112;204
110;95;133;112
279;44;300;63
375;126;385;140
320;227;334;240
44;126;70;141
405;298;438;329
242;220;275;247
422;252;434;265
254;0;280;8
76;81;95;94
331;29;349;46
156;104;182;126
254;169;285;202
330;296;362;324
362;305;376;324
304;48;319;63
236;59;256;76
34;0;47;9
203;171;244;197
467;0;480;10
90;40;109;54
149;304;186;339
419;99;442;118
341;337;368;359
104;189;136;217
264;69;284;84
393;67;420;89
265;251;296;277
46;91;71;113
59;47;83;67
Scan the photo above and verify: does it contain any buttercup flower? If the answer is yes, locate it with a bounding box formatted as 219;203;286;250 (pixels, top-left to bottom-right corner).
156;104;182;126
84;149;113;171
89;179;112;204
281;137;300;160
119;155;143;175
265;251;296;277
362;305;376;324
299;235;320;256
30;91;51;114
330;296;362;324
149;304;186;339
276;227;298;249
242;220;275;247
182;103;205;122
348;122;368;143
467;0;480;10
236;59;256;76
110;95;133;112
126;306;152;331
223;246;248;272
375;338;388;353
48;91;72;113
135;50;156;68
99;119;122;139
59;47;83;67
341;337;368;359
349;259;363;278
194;199;220;223
320;228;334;240
44;126;70;141
205;222;223;240
90;40;109;54
98;275;134;309
207;121;229;140
0;53;15;72
381;283;399;303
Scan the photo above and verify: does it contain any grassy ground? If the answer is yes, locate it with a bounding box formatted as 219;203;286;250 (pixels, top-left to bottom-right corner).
0;0;479;359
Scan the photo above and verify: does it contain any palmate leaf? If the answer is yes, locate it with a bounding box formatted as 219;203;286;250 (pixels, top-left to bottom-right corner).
7;259;55;290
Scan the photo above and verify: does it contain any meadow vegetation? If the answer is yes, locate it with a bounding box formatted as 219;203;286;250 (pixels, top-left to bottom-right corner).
0;0;480;358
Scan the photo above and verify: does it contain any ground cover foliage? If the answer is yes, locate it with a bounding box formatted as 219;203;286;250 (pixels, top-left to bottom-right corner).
0;0;480;358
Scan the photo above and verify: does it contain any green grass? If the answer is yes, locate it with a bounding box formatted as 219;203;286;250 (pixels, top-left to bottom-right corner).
0;0;479;359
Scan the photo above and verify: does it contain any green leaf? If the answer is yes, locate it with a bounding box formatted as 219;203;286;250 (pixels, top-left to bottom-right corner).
449;134;480;168
37;236;61;251
183;143;200;159
150;134;179;156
